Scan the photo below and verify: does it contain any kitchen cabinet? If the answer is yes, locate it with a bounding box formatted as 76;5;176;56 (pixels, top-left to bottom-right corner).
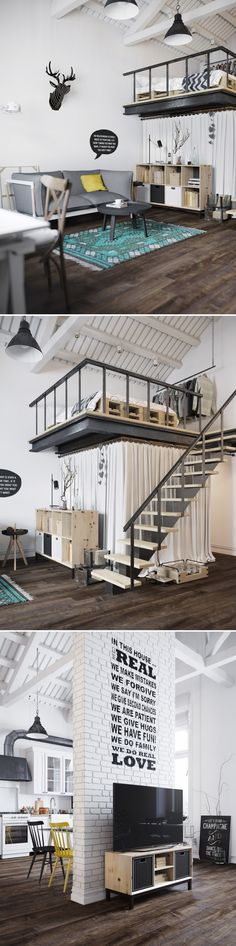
24;746;73;795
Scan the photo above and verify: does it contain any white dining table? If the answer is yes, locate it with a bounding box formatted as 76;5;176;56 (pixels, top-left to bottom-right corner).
0;208;49;314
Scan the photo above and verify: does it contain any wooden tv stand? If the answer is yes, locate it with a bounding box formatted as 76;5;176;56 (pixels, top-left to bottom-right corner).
105;843;192;909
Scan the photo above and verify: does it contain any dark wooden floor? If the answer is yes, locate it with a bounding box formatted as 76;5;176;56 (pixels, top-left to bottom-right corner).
1;857;236;946
0;553;235;630
25;210;236;315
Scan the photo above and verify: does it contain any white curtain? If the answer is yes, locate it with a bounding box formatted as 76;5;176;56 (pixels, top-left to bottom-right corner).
143;111;236;194
61;441;214;564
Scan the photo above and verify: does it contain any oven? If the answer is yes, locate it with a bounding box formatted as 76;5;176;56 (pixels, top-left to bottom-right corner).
0;814;31;857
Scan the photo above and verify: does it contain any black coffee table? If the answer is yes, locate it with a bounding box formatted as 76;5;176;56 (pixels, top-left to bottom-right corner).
100;200;152;241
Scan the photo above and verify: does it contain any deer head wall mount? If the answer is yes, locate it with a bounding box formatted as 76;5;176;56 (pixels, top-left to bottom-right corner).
46;61;76;111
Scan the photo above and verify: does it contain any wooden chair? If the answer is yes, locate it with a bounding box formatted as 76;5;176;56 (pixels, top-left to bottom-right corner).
25;175;71;311
48;821;73;894
27;821;54;883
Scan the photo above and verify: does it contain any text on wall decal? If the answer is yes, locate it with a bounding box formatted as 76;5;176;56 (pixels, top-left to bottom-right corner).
90;129;118;160
111;637;157;771
0;470;21;497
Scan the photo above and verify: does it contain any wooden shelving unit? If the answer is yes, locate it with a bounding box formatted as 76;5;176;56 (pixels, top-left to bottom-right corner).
105;843;193;908
35;508;99;570
136;162;212;212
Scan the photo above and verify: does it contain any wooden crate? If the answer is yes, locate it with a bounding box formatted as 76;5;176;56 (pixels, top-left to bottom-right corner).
143;407;176;427
96;397;123;418
122;402;144;422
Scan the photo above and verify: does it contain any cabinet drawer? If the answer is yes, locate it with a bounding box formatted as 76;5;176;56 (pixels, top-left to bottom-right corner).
35;531;44;554
175;850;189;879
52;535;62;561
132;855;153;891
44;533;52;557
165;185;182;207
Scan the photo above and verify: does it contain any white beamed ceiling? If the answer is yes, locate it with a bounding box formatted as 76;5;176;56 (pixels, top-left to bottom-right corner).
0;315;215;384
51;0;236;54
0;632;235;713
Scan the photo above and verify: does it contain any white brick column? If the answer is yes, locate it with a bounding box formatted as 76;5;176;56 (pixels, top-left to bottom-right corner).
72;632;175;905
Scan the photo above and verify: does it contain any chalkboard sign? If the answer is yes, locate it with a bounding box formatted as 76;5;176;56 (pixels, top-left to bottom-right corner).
90;129;118;160
199;815;231;864
0;470;21;497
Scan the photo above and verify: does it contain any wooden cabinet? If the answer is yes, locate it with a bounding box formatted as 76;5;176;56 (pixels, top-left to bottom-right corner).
35;508;98;569
136;163;212;212
105;843;192;908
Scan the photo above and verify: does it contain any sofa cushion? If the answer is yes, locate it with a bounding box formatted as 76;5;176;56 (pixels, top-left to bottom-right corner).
67;194;94;211
87;190;126;207
100;169;133;200
80;173;107;193
63;171;85;196
12;171;63;216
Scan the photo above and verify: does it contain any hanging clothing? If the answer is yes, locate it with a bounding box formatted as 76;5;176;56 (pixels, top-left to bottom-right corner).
195;374;216;417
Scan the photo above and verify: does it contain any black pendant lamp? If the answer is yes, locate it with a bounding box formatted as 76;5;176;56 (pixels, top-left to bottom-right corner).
27;649;48;740
5;318;43;364
104;0;139;20
164;1;192;46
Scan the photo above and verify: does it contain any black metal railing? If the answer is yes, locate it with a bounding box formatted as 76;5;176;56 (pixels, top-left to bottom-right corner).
124;387;236;589
123;45;236;104
29;357;203;437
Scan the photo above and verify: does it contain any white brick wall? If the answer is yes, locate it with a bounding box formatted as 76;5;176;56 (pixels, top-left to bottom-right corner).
72;632;175;905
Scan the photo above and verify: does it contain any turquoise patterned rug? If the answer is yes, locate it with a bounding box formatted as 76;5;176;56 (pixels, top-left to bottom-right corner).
0;574;32;606
63;220;205;271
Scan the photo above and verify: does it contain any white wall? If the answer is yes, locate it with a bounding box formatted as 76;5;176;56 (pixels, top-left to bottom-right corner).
0;342;63;558
72;631;175;904
0;695;72;811
1;0;157;172
168;317;236;555
176;666;236;864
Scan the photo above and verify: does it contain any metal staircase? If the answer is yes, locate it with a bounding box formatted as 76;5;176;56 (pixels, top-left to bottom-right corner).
91;390;236;592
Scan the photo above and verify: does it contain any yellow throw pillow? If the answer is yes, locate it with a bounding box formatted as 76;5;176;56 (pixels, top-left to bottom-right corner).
80;173;107;193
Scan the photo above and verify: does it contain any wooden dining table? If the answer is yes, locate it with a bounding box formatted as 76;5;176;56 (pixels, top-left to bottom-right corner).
0;208;48;314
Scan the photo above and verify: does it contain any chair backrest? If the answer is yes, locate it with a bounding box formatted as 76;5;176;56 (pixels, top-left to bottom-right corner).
41;175;71;235
28;820;46;851
49;821;71;855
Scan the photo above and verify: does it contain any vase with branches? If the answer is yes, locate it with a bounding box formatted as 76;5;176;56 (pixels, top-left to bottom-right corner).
172;120;190;163
61;458;76;509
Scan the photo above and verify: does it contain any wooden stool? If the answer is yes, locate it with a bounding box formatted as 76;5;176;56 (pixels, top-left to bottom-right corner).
2;527;28;571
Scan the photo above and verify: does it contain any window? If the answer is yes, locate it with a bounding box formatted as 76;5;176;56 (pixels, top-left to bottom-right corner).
175;713;189;817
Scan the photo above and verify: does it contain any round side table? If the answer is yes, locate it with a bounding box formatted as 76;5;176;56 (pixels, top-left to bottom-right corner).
2;527;28;571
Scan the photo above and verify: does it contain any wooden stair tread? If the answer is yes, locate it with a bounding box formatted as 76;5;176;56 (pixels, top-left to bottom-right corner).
134;524;178;533
91;568;141;589
105;553;149;569
141;511;181;517
120;538;167;550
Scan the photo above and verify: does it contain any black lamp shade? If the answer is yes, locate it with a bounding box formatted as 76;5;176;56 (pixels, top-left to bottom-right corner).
104;0;138;20
6;319;43;364
164;12;192;45
27;714;48;740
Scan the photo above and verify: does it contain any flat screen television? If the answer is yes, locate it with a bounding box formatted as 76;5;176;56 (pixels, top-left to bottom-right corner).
113;783;183;851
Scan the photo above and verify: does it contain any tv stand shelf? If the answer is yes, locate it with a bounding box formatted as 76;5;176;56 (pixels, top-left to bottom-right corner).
105;843;192;909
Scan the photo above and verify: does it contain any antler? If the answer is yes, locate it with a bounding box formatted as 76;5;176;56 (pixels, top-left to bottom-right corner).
46;61;60;82
62;66;76;84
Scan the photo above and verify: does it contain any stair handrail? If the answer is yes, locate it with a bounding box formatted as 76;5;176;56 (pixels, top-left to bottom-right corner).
124;386;236;532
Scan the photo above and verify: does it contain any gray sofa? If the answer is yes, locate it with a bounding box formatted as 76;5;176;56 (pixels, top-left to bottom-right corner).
9;168;133;218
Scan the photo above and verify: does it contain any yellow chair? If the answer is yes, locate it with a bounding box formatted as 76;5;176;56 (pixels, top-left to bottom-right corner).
48;822;73;894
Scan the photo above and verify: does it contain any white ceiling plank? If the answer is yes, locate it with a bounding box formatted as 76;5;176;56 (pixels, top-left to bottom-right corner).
51;0;89;17
0;655;17;670
210;632;231;656
130;316;201;347
37;317;63;348
124;0;236;45
0;632;28;646
126;0;165;39
2;649;74;706
70;323;183;369
6;633;42;695
175;640;204;670
205;644;236;671
32;316;91;373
